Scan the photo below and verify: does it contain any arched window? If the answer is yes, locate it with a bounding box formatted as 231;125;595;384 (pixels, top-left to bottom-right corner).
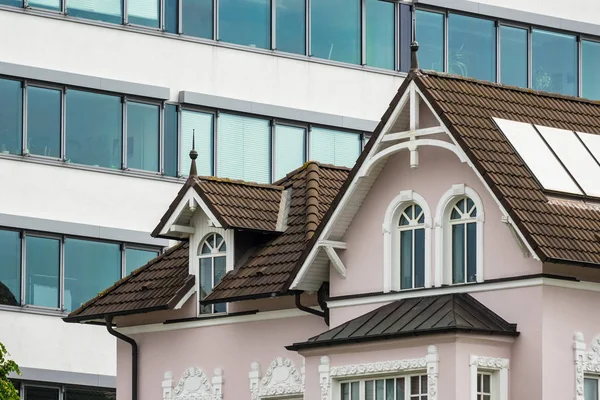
398;203;426;289
449;197;477;284
198;233;227;314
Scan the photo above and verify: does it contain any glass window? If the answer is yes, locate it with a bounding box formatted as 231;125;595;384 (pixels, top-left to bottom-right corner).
128;0;159;27
165;0;178;33
28;0;60;11
198;233;227;314
219;0;270;49
217;113;270;183
309;127;360;168
276;0;305;55
585;377;599;400
66;90;122;169
67;0;123;24
340;374;427;400
64;239;121;312
500;26;528;88
125;248;159;275
582;40;600;100
274;124;305;181
532;29;577;96
64;386;117;400
25;236;60;309
0;0;23;6
448;14;496;81
27;86;61;158
477;373;492;400
398;204;425;290
182;0;213;39
180;110;213;176
416;10;444;72
25;386;60;400
0;229;21;307
164;104;178;177
366;0;394;70
311;0;360;64
0;78;22;156
126;102;159;172
450;197;477;284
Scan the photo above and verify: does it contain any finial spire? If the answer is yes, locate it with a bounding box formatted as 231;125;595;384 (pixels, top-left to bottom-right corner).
189;130;198;177
410;10;419;71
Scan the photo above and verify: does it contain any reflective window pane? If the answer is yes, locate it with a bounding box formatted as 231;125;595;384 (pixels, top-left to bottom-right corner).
276;0;305;54
452;224;465;284
65;386;117;400
64;239;121;312
416;10;444;72
165;0;178;34
164;104;178;177
0;229;21;306
29;0;60;11
400;230;412;289
219;0;270;49
182;0;213;39
532;29;577;95
128;0;159;27
25;386;60;400
448;14;496;81
309;127;360;168
585;378;598;400
217;113;270;183
26;236;60;309
311;0;360;64
125;248;159;276
181;110;213;177
27;86;61;158
0;78;23;155
366;0;394;70
467;222;477;282
66;90;122;169
67;0;123;24
582;40;600;100
200;257;213;313
0;0;23;6
213;256;226;313
274;125;305;181
126;102;159;172
500;26;528;87
415;228;425;288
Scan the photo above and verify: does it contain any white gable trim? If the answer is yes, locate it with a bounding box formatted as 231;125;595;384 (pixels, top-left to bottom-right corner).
159;187;223;237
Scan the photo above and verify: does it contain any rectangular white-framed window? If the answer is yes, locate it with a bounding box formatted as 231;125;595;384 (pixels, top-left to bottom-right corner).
469;356;509;400
585;376;599;400
337;373;428;400
476;372;492;400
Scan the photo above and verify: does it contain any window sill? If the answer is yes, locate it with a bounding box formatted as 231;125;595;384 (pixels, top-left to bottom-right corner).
0;303;68;317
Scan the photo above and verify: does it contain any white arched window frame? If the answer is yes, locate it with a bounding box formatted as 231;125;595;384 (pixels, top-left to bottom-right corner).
383;190;432;293
198;233;227;314
435;184;484;287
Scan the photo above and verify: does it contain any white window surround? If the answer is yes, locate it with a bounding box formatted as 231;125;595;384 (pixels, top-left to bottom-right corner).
434;184;485;287
469;356;509;400
573;332;600;400
162;367;224;400
249;357;305;399
383;190;433;293
319;345;439;400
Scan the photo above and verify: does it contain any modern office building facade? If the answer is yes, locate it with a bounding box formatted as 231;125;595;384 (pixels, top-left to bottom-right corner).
0;0;600;398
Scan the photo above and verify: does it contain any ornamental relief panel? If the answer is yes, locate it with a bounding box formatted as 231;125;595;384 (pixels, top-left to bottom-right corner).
163;367;223;400
249;357;305;399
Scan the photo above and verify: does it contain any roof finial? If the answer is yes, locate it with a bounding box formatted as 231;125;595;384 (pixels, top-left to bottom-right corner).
189;129;198;177
410;9;419;71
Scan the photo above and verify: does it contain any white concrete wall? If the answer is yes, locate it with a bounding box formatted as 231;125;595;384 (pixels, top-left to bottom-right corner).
468;0;600;25
0;310;116;376
0;11;403;122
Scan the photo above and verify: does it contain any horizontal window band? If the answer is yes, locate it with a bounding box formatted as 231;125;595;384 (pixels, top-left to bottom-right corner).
9;367;116;389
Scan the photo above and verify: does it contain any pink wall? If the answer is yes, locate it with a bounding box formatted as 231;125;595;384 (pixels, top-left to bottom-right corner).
116;313;327;400
331;145;541;298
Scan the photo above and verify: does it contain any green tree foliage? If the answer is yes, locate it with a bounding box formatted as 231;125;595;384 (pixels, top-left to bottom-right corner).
0;342;20;400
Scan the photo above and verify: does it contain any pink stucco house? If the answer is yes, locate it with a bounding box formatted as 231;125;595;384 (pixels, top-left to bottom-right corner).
65;47;600;400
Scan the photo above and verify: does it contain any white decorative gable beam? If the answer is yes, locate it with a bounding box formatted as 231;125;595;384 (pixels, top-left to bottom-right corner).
381;126;447;142
159;189;223;237
316;240;347;278
163;367;223;400
249;357;305;399
169;224;196;235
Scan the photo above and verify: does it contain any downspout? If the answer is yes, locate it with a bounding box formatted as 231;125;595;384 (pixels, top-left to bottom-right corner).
106;316;138;400
294;283;330;326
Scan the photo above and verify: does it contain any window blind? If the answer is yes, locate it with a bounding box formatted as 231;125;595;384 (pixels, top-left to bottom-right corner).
217;113;270;183
274;124;305;181
309;127;360;168
181;110;213;176
128;0;159;26
67;0;121;16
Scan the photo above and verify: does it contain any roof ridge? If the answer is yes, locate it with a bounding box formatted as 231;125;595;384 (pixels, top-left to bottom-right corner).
273;161;351;186
419;69;600;108
69;241;189;316
194;175;284;191
304;162;321;240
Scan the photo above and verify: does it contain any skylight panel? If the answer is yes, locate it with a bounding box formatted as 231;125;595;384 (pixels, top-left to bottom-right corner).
536;125;600;197
493;118;583;195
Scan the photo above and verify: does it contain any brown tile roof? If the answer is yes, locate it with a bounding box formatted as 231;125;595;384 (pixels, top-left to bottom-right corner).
414;70;600;266
65;242;193;322
287;293;518;350
203;162;350;302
